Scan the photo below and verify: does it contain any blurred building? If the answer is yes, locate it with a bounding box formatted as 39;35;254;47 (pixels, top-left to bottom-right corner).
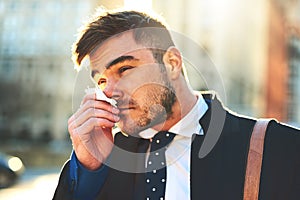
0;0;299;142
287;33;300;126
266;0;300;125
0;0;99;141
153;0;300;125
287;36;300;126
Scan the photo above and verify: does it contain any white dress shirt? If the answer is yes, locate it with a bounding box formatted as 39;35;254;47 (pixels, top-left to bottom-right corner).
139;92;208;200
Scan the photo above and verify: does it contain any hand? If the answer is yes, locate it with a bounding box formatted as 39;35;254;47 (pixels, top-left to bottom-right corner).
68;93;120;170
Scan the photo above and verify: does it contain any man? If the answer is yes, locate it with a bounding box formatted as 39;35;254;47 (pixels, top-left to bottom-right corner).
53;9;300;200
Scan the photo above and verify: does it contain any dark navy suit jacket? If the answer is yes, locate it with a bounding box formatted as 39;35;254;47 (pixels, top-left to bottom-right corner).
53;93;300;200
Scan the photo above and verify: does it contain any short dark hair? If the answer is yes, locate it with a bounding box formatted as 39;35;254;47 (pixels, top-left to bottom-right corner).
72;9;175;68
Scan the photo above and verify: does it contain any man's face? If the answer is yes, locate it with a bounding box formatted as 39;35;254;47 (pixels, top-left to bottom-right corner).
89;31;176;135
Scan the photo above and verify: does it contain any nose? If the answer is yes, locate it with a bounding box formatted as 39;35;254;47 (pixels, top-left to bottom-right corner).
102;76;121;100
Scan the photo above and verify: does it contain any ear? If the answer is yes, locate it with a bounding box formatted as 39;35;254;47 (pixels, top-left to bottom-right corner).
163;46;183;80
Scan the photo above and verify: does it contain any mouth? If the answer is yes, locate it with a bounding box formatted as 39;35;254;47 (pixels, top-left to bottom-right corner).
117;104;136;113
118;107;134;112
117;99;136;111
116;98;139;116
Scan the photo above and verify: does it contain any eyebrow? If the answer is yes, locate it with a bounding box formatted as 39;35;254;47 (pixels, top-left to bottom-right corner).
91;55;138;78
106;55;137;69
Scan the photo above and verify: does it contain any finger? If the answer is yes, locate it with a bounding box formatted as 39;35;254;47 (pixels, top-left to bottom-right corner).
81;93;96;106
69;107;119;129
71;93;97;124
69;99;119;124
71;117;116;135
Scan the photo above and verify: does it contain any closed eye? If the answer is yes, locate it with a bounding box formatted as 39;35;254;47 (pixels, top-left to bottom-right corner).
97;78;106;86
118;65;134;74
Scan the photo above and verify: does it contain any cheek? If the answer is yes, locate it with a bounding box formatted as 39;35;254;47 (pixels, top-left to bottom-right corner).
124;64;164;89
131;84;164;104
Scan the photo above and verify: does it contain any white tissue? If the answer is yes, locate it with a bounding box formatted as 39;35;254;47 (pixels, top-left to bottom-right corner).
85;87;117;107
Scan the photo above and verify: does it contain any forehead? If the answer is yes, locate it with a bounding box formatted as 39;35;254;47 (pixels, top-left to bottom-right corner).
89;31;152;69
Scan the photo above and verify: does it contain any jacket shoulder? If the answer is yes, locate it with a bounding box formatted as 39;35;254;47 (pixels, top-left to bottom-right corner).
52;160;72;200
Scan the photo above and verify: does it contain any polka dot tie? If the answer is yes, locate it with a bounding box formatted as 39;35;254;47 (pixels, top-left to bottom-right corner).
145;131;176;200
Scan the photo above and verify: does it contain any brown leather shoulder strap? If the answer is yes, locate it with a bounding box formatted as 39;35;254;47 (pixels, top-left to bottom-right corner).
243;119;271;200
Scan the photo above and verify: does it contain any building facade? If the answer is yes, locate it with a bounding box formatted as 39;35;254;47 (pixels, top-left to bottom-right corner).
0;0;97;140
0;0;298;142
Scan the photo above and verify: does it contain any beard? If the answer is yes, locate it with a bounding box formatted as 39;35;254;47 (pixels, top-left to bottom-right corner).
117;78;176;136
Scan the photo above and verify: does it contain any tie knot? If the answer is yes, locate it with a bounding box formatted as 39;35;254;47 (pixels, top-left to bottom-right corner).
150;131;176;152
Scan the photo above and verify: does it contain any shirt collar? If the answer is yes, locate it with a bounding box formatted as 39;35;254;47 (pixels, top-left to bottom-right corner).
139;92;208;139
